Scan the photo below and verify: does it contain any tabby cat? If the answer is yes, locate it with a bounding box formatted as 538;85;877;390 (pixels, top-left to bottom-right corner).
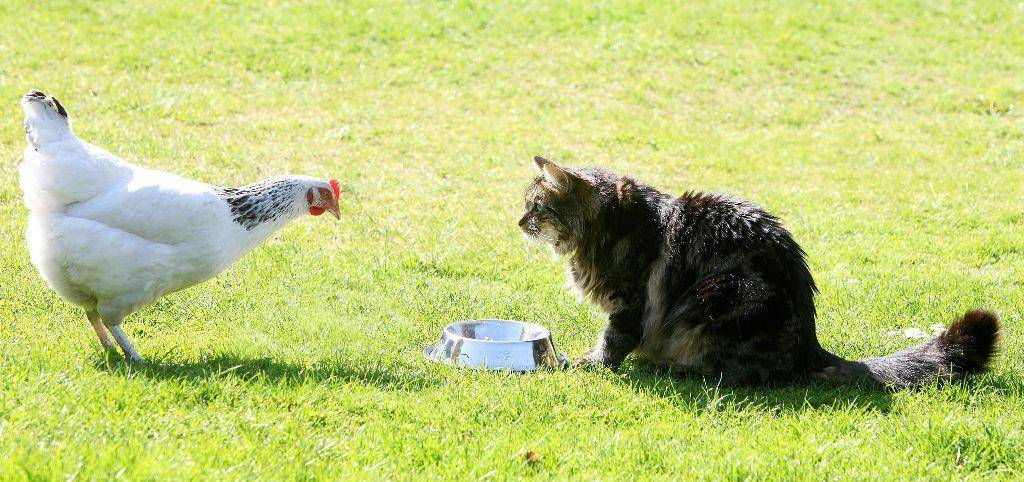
519;156;999;386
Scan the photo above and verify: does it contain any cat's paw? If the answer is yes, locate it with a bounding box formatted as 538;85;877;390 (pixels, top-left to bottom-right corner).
571;348;609;369
571;356;600;369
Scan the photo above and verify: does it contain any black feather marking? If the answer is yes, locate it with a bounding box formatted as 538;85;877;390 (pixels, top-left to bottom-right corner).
213;179;302;230
52;97;68;118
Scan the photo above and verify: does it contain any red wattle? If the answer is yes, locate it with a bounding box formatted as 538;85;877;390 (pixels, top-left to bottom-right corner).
310;207;325;216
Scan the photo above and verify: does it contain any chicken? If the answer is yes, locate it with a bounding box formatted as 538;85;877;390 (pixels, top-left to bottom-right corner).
19;90;341;362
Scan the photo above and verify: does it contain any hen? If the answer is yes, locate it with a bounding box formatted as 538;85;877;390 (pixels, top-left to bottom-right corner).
19;90;340;361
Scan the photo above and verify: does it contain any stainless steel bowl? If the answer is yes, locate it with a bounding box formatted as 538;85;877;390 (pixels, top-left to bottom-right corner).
423;319;567;371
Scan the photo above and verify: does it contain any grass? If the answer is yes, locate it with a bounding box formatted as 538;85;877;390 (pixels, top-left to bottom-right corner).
1;0;1023;479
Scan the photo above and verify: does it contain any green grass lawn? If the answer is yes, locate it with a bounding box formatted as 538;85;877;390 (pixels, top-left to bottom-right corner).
1;0;1023;479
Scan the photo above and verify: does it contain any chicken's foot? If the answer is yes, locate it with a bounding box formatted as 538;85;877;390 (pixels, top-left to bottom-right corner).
105;320;142;363
87;310;118;351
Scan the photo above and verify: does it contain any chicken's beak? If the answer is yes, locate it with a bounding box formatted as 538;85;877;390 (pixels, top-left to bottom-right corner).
327;198;340;219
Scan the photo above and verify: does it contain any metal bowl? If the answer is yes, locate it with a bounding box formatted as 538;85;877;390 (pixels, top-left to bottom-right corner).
423;319;567;371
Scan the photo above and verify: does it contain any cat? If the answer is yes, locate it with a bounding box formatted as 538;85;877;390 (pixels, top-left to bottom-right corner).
519;156;1000;386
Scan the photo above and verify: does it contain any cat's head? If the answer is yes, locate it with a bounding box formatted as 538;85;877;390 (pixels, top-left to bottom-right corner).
519;156;617;254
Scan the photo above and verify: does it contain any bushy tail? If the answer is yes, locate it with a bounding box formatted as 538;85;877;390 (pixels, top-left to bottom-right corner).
817;310;1000;388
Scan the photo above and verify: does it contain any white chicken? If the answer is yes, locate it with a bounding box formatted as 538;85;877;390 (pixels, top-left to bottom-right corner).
19;90;341;362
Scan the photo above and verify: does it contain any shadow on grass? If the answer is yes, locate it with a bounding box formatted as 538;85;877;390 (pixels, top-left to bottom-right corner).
957;371;1024;397
617;362;1021;413
94;352;439;391
616;362;896;413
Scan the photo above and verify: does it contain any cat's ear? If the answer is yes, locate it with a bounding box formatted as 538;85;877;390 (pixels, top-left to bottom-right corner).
534;156;574;189
533;156;551;170
616;176;637;204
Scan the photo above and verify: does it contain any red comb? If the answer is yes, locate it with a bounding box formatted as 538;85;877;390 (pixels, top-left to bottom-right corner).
329;179;340;198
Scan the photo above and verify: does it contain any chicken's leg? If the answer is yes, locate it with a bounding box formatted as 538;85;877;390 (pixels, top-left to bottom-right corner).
87;310;118;351
104;319;142;362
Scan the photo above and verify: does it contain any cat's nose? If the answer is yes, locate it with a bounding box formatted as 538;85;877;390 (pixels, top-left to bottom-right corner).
518;215;528;228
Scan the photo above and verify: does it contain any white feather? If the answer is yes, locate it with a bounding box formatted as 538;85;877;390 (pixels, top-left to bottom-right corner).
19;92;323;326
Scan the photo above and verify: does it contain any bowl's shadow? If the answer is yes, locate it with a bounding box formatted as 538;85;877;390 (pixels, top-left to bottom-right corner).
95;352;439;392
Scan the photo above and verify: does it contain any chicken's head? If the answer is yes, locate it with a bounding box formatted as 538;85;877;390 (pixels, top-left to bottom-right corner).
22;89;72;148
306;178;341;219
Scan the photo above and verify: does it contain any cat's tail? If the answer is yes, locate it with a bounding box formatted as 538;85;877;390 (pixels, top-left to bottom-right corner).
815;310;1000;388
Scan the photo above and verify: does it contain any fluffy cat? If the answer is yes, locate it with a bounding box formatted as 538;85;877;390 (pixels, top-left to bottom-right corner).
519;156;1000;386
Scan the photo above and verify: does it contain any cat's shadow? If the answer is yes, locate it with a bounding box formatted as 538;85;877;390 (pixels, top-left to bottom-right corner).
614;363;897;413
615;363;1020;414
